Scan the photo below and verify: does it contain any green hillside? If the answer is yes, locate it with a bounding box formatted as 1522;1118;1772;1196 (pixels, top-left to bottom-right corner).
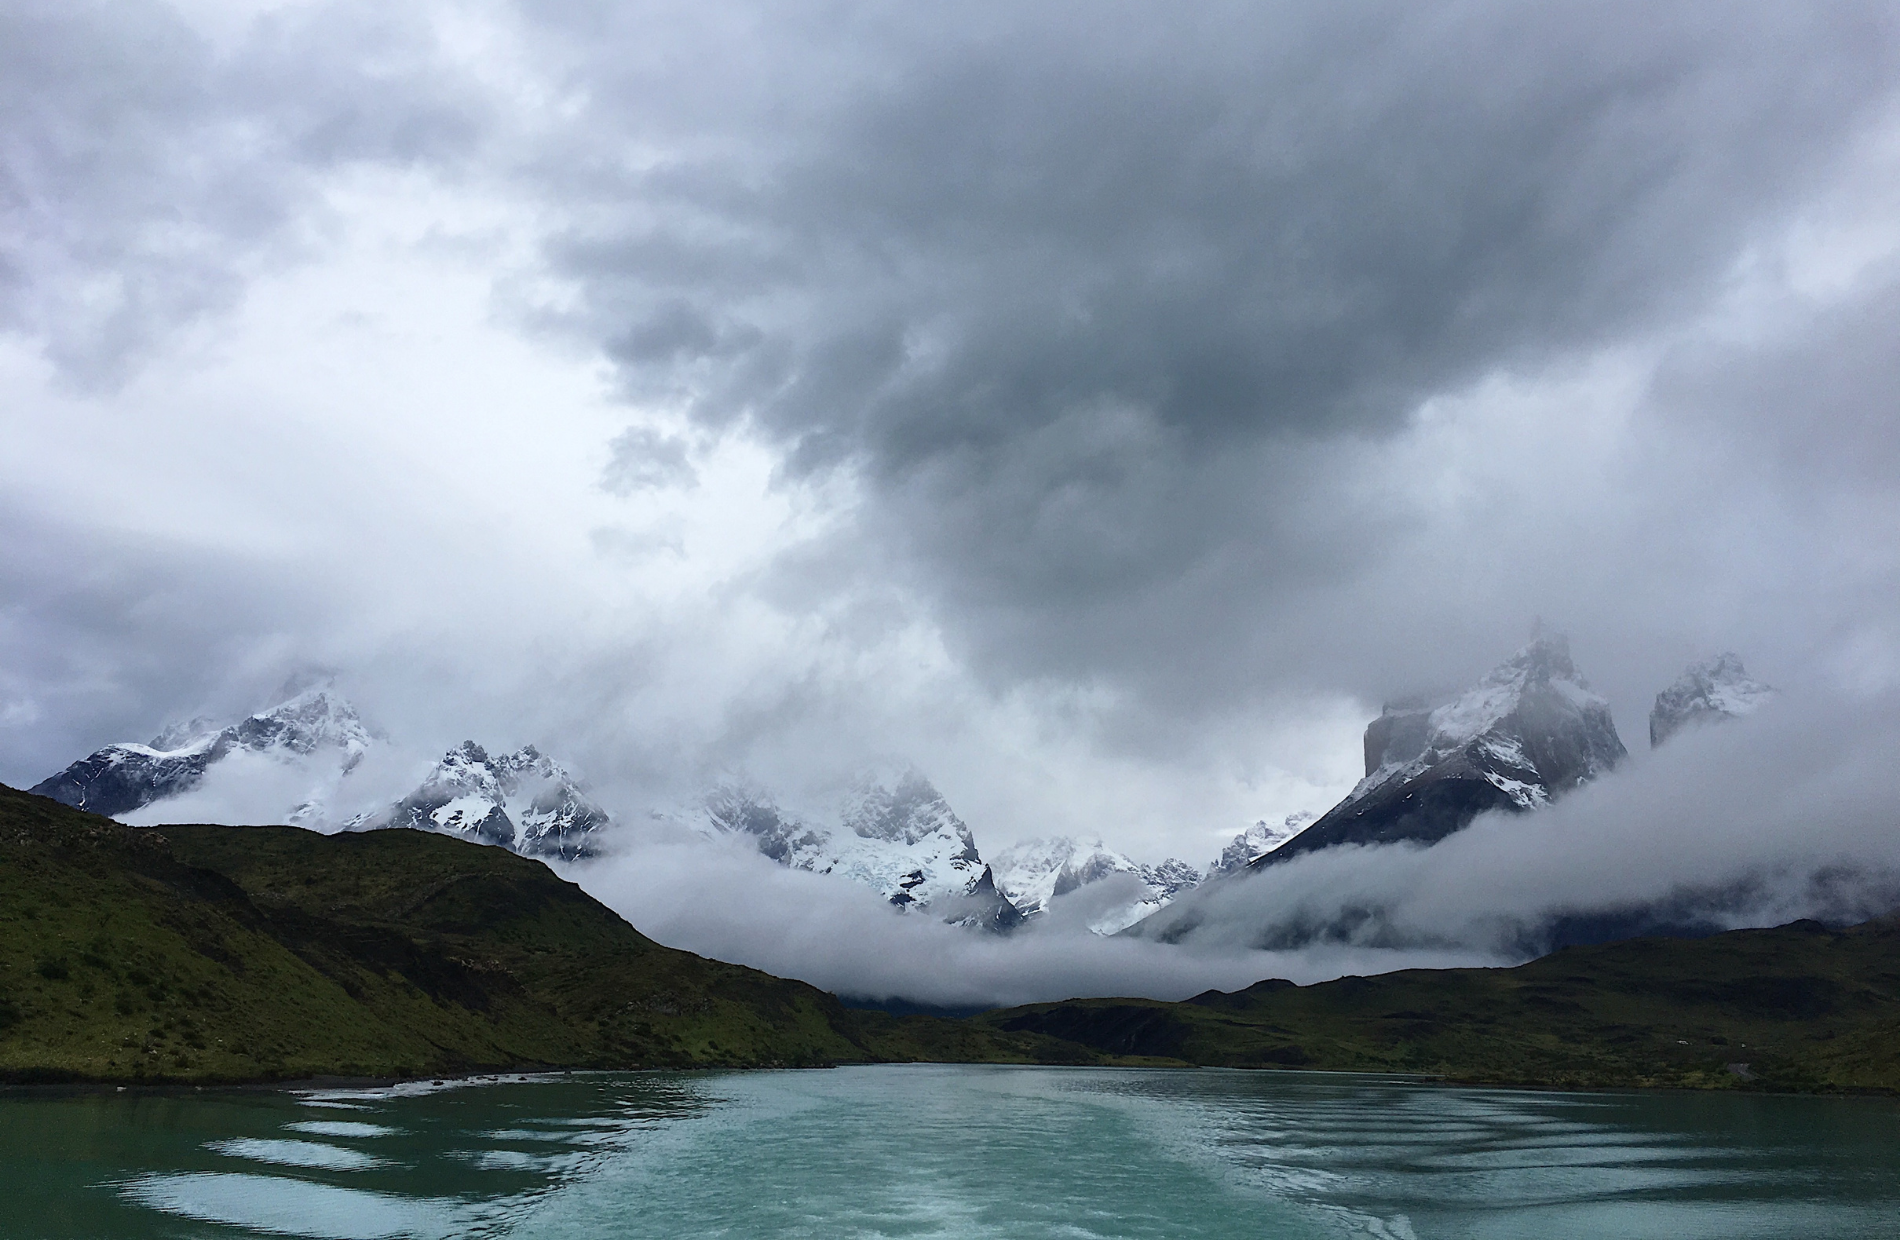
9;780;1896;1094
983;915;1900;1092
0;785;1100;1083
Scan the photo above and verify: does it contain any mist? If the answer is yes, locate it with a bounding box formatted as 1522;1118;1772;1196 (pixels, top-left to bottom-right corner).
551;688;1900;1008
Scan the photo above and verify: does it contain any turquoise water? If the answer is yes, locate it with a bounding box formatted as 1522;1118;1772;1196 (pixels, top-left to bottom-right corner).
5;1066;1899;1238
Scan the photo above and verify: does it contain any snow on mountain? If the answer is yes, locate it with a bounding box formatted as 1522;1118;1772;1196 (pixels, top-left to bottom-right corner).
1247;634;1627;868
1206;813;1314;878
29;687;378;824
1649;653;1777;748
988;837;1202;934
347;741;610;862
684;769;1024;932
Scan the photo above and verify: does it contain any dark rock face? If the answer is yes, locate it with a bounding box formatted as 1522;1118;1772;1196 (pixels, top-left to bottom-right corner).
1649;653;1776;748
967;864;1027;933
1253;636;1627;867
29;690;373;821
29;744;219;818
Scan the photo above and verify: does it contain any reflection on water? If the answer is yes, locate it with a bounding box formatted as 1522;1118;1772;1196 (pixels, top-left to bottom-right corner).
2;1067;1897;1239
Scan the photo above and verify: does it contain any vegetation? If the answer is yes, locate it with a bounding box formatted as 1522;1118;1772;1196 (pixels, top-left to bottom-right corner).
982;915;1900;1093
0;785;1104;1083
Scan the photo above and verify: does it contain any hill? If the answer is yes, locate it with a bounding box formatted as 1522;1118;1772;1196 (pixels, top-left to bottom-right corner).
0;785;1100;1084
983;915;1900;1092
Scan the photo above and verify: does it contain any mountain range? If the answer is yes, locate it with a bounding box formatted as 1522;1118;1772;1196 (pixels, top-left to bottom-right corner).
26;641;1779;942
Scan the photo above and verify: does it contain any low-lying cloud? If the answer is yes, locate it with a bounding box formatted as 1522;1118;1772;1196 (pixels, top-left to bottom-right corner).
566;690;1900;1008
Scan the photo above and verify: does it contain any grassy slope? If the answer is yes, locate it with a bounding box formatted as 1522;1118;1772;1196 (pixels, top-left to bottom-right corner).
982;916;1900;1092
11;780;1895;1094
0;786;1101;1083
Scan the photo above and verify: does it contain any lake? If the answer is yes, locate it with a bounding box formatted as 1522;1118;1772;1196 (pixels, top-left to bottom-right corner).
5;1065;1898;1238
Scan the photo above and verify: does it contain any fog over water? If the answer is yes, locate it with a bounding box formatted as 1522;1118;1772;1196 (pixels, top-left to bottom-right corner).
4;1;1899;1001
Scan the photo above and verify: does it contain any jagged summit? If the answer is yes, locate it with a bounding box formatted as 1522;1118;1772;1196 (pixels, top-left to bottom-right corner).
29;687;377;821
685;768;1024;932
988;837;1201;934
1250;635;1626;867
348;741;609;862
1650;653;1776;747
1207;813;1313;877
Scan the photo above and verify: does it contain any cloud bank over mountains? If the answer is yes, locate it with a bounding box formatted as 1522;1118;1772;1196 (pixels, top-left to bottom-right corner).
579;684;1900;1008
4;0;1899;877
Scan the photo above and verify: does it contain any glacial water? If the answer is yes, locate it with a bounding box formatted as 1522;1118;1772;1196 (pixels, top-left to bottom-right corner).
4;1066;1899;1239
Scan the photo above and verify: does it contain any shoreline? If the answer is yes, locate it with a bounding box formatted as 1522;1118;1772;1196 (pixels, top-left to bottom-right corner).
7;1060;1898;1102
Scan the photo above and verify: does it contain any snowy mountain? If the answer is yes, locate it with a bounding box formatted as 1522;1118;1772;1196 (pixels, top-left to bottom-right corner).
684;769;1024;932
1206;813;1314;878
988;837;1203;934
1248;635;1626;868
1650;653;1776;748
347;741;610;862
29;687;378;824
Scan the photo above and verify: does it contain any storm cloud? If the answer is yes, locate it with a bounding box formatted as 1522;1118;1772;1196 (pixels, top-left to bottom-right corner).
4;0;1899;903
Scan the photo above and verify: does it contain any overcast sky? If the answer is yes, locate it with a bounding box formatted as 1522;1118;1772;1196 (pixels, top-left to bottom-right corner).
5;0;1900;870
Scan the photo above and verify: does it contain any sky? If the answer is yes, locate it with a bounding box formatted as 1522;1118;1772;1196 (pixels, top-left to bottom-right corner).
5;3;1900;990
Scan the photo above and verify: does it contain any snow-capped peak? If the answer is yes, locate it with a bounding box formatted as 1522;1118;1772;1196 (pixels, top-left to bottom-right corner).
682;770;1021;931
225;688;377;765
348;741;609;861
1650;653;1777;748
147;716;222;754
841;766;980;857
31;685;385;821
988;836;1202;935
1208;813;1313;877
1350;634;1615;811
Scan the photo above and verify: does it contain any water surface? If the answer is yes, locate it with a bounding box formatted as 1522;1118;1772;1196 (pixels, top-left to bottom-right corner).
5;1066;1897;1238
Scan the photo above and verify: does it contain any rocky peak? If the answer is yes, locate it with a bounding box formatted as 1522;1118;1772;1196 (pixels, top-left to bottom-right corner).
1208;813;1313;877
349;741;609;862
841;768;979;860
687;770;1021;932
988;836;1203;934
1249;635;1627;867
30;686;380;820
1650;653;1776;747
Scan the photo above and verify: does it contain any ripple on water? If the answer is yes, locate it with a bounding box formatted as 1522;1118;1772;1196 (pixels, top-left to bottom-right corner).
206;1138;388;1171
120;1172;492;1239
285;1121;400;1138
11;1067;1888;1240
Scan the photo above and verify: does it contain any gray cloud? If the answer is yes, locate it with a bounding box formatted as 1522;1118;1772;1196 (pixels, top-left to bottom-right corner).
0;503;345;783
601;426;697;494
0;0;486;385
515;0;1900;714
4;0;1900;890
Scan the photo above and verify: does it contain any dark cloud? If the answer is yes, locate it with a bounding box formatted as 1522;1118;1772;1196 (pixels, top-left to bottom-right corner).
523;0;1900;707
4;0;1900;877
